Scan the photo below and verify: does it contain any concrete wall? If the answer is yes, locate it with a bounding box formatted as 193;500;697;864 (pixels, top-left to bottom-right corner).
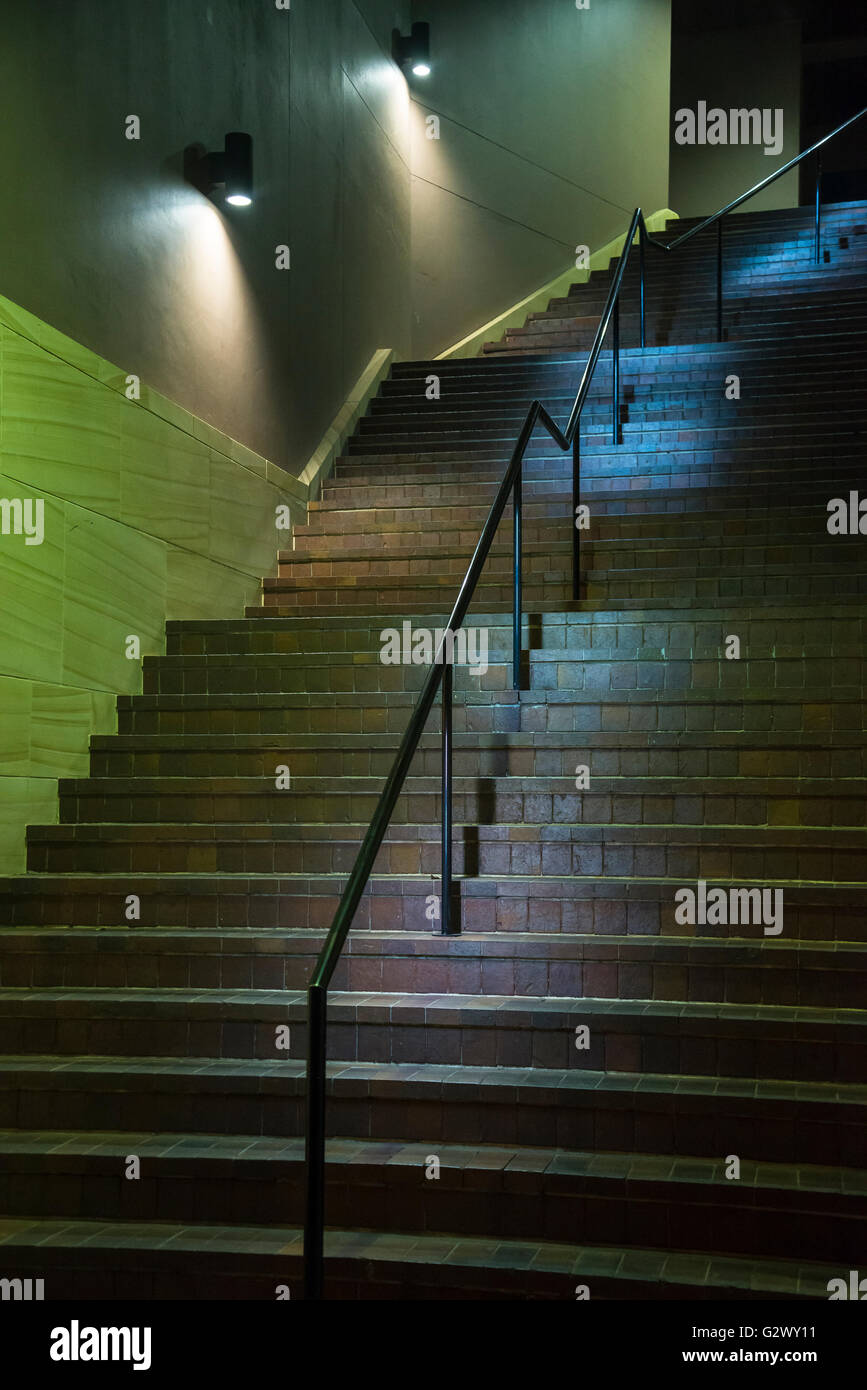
288;0;413;467
0;0;412;473
0;294;302;875
409;0;673;359
669;20;803;218
0;0;674;470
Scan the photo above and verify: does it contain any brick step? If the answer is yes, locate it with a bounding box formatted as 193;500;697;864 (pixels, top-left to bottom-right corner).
388;340;867;386
177;620;856;662
484;325;867;356
387;337;867;381
138;651;509;697
379;378;867;419
359;409;865;447
391;327;867;379
111;685;867;740
0;1129;861;1265
571;237;867;270
584;570;867;605
311;459;867;507
288;516;856;556
375;366;867;400
574;228;866;257
342;432;864;474
584;236;865;272
347;427;865;461
295;502;858;547
163;620;866;666
166;602;866;651
582;225;866;263
486;309;867;355
43;769;867;826
1;1052;862;1166
380;368;867;413
0;874;862;940
344;424;862;460
297;494;861;541
544;269;867;310
111;683;867;737
29;813;867;883
369;374;867;414
349;428;864;462
530;280;867;310
296;485;855;532
486;297;867;347
335;456;862;497
138;648;867;698
4;928;865;1009
0;1214;836;1299
359;398;866;432
258;570;867;612
0;987;862;1082
570;268;867;303
484;331;867;358
274;541;867;585
88;732;867;782
549;270;867;313
4;929;866;1008
377;371;867;407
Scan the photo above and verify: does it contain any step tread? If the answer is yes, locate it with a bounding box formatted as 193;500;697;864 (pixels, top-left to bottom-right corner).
0;985;862;1027
2;1128;863;1196
0;1054;863;1105
0;1213;842;1292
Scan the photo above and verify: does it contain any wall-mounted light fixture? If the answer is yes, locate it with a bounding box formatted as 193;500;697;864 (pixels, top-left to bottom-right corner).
393;22;431;77
185;132;253;207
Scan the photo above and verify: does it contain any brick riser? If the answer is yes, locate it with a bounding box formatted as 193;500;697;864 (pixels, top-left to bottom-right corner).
0;199;865;1298
0;1136;861;1265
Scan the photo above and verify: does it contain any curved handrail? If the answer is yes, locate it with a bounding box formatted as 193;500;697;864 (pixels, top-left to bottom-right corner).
303;105;867;1298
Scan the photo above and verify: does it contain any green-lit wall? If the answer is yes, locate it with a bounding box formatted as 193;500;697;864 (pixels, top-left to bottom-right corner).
0;297;302;874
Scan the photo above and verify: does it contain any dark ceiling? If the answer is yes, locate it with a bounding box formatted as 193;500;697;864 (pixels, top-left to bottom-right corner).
672;0;867;41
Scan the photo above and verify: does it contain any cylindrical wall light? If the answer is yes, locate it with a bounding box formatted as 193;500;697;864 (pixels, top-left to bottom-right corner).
185;131;254;207
393;22;431;77
222;132;253;206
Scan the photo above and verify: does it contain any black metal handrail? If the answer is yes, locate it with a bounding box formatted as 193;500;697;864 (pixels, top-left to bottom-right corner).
303;104;867;1299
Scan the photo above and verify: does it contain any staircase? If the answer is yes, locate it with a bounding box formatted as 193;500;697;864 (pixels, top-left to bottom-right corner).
0;200;865;1300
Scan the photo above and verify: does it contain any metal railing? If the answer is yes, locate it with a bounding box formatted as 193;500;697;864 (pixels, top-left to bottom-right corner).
303;103;867;1298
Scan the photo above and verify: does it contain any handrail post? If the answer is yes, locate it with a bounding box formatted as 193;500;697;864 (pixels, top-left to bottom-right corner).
611;296;620;445
639;219;646;349
512;465;522;689
572;427;581;601
304;981;327;1300
716;217;724;342
441;661;455;935
815;152;822;264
